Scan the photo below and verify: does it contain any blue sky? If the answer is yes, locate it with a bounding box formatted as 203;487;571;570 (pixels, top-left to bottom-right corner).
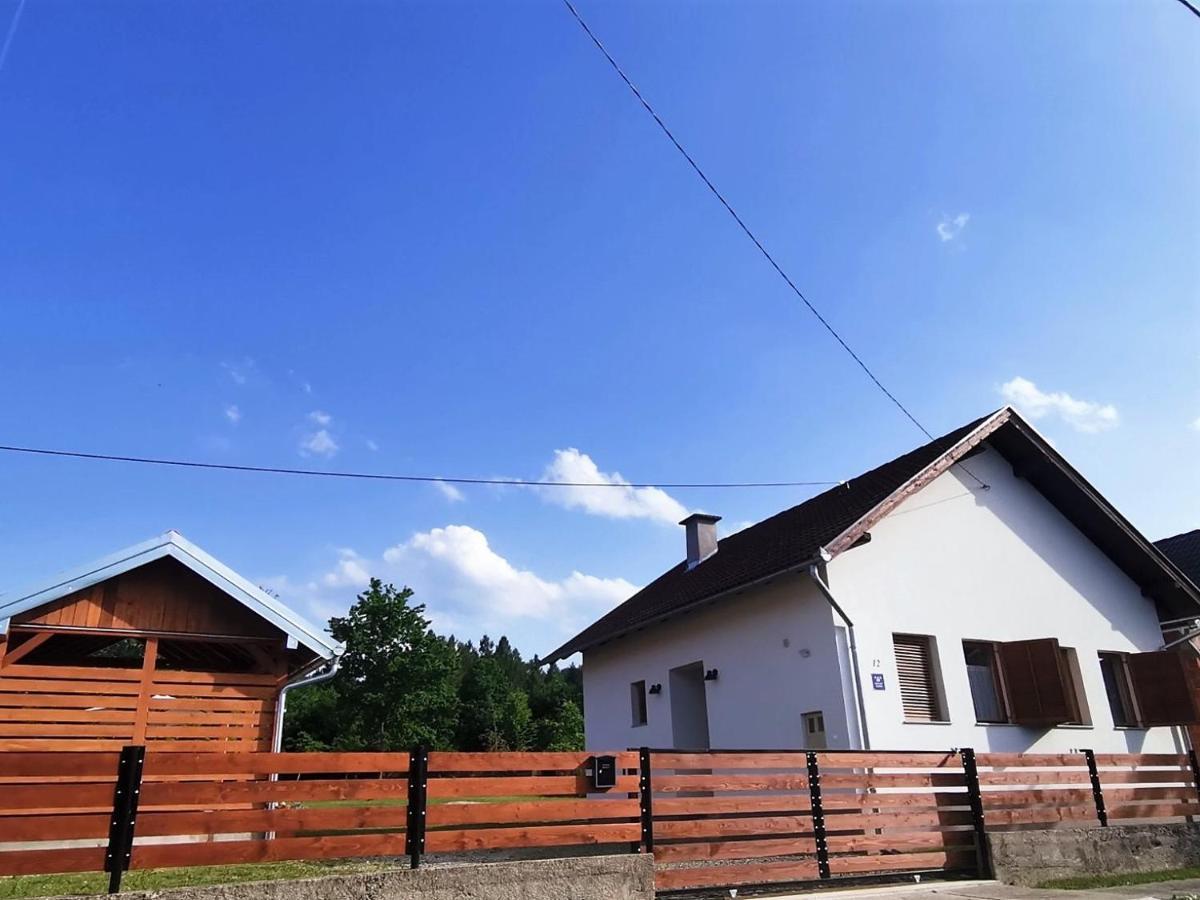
1;0;1197;660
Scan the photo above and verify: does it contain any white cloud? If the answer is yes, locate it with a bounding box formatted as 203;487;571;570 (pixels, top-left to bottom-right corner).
224;404;241;424
265;526;637;648
537;448;688;524
320;549;372;589
308;410;333;427
999;376;1119;433
300;428;339;457
720;520;755;537
1191;417;1200;433
936;212;970;242
221;358;255;385
366;439;380;452
433;480;465;503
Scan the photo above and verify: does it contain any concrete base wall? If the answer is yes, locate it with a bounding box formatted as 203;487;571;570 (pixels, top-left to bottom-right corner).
60;856;654;900
989;823;1200;886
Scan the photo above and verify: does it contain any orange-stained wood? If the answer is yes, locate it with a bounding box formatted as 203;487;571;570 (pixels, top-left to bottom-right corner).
423;822;641;852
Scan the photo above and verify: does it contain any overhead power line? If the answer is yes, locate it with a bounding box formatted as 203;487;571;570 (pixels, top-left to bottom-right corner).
559;0;989;491
0;444;840;490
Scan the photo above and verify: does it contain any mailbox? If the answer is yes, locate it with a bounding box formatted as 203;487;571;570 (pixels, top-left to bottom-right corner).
590;754;617;790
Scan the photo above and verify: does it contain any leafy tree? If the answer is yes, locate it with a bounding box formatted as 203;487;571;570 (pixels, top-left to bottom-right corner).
537;699;584;751
326;579;460;750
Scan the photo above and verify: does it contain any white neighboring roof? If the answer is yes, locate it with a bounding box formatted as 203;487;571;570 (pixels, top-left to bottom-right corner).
0;531;341;660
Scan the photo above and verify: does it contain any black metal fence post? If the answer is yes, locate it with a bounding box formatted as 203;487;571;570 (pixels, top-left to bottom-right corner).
806;751;830;879
405;746;429;868
1083;749;1108;827
959;747;992;879
637;747;654;854
104;744;146;894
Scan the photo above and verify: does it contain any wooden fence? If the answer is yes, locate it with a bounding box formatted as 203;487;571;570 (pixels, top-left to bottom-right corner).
0;747;1197;895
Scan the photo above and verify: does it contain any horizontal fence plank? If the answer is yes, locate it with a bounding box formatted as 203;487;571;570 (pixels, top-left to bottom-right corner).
816;752;961;769
427;798;640;828
424;821;640;852
1105;787;1200;803
655;858;821;890
133;832;407;870
140;777;409;807
653;796;813;817
0;782;115;812
143;751;410;777
1107;803;1200;820
137;804;410;837
653;837;816;862
653;774;809;793
1093;754;1190;767
0;846;106;876
976;753;1086;767
0;750;120;778
824;809;975;832
0;811;110;841
652;752;809;769
826;831;976;853
831;849;975;874
655;814;812;840
978;770;1094;786
822;790;970;810
821;772;965;789
980;788;1095;808
425;774;624;799
428;751;636;772
981;805;1098;827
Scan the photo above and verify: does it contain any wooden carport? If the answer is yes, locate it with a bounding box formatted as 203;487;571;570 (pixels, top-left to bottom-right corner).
0;532;340;752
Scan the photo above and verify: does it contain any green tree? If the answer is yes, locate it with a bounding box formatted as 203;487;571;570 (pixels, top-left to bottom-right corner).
536;699;584;751
327;579;460;750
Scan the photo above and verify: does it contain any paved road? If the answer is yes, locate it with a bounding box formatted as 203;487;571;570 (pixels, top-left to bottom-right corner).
763;878;1200;900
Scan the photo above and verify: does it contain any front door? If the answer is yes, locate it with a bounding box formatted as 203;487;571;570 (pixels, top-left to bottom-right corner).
669;661;711;750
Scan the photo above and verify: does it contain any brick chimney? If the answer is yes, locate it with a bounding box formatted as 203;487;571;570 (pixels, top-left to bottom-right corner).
680;513;721;569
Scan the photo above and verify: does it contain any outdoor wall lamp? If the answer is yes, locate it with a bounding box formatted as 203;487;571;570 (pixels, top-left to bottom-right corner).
648;683;662;694
704;668;719;681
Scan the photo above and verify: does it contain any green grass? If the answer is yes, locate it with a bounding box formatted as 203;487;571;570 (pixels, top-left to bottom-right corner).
1037;866;1200;890
0;860;398;900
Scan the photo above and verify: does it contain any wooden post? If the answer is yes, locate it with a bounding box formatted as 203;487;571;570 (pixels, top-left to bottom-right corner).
131;637;159;744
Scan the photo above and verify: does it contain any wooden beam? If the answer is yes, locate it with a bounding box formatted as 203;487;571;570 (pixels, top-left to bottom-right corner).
0;631;55;667
132;637;159;743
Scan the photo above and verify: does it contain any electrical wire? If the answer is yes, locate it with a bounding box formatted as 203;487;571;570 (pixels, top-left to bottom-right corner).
559;0;990;491
0;443;840;490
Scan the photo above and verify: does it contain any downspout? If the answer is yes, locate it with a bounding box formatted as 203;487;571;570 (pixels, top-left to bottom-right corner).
272;656;341;753
807;561;871;751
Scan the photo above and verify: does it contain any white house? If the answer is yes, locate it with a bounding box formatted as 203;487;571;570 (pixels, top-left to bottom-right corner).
544;407;1200;755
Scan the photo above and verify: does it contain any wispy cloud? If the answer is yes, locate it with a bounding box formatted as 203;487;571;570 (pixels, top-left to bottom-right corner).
308;410;332;427
1000;376;1119;433
300;428;339;458
221;358;256;385
224;404;241;424
936;212;970;242
536;448;688;524
433;480;465;503
1190;416;1200;433
366;439;380;452
0;0;28;78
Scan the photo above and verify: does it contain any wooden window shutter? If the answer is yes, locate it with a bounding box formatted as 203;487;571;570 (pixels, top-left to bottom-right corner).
893;634;942;721
1127;650;1200;726
997;638;1073;726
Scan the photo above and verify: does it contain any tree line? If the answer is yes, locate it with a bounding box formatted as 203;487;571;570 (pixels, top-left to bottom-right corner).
282;579;584;752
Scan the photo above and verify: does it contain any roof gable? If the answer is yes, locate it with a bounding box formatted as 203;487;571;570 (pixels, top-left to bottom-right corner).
545;407;1200;663
0;531;340;660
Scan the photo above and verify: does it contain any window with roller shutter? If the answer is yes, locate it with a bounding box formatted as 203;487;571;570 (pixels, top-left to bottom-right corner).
892;633;945;722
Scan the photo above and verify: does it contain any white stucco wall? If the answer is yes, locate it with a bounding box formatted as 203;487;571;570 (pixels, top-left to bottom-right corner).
582;577;853;751
829;446;1185;754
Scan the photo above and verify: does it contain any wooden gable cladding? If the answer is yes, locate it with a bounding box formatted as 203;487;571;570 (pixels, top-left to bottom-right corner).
14;557;283;640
